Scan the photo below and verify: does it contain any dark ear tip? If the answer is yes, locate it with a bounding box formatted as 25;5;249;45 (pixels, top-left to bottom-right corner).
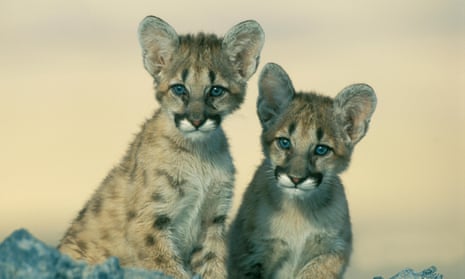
235;20;264;33
338;83;377;105
262;62;281;71
354;83;376;97
342;83;374;93
142;15;162;21
355;83;377;106
139;15;162;28
239;19;263;29
138;16;175;35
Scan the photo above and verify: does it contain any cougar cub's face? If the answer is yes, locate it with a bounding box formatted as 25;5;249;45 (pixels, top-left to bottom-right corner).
257;63;376;198
138;17;264;140
157;51;245;140
263;96;351;197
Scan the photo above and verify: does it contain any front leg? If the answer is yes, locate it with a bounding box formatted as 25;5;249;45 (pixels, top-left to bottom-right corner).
232;237;289;279
295;253;346;279
190;182;234;279
295;233;350;279
127;210;191;279
190;215;228;279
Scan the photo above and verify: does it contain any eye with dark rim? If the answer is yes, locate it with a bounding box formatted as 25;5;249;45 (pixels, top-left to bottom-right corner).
208;86;227;97
276;137;291;150
314;144;331;156
170;84;188;96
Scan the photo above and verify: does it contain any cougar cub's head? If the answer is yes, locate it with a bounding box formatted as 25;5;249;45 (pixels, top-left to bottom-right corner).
138;16;264;139
257;63;376;198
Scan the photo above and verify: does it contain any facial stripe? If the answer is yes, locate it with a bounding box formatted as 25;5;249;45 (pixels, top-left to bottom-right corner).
316;127;324;141
288;122;296;136
208;70;216;84
182;68;189;83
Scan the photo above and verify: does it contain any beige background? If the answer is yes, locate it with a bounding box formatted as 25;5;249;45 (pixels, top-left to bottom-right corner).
1;0;464;277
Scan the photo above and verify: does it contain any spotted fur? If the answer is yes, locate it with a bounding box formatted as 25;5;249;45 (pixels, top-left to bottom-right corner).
228;63;376;279
58;16;264;279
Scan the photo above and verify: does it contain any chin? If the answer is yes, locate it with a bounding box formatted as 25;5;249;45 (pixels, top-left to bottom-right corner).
182;130;212;141
177;119;219;141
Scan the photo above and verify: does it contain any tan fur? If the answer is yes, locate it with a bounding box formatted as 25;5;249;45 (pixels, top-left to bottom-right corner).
58;16;264;279
228;63;376;279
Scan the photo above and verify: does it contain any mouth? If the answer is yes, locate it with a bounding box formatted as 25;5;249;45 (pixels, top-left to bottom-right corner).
174;114;221;137
275;172;323;192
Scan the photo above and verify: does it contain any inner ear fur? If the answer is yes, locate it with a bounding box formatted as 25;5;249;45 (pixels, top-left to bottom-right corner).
334;83;377;144
223;20;265;80
138;16;179;78
257;63;295;129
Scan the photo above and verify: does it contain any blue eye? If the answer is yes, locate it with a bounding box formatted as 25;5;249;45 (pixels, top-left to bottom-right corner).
314;145;330;156
277;137;291;150
209;86;225;97
171;84;187;96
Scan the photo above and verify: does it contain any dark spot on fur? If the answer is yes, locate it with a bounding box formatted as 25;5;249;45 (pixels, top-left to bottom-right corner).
151;192;164;202
154;255;167;265
127;210;136;221
64;229;77;240
191;245;203;255
155;169;185;196
91;196;103;215
153;215;171;230
76;206;87;221
145;234;156;246
155;169;179;186
203;251;216;262
76;240;87;252
212;215;227;225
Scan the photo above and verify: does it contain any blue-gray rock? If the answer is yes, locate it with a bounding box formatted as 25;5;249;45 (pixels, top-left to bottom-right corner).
0;229;442;279
373;266;443;279
0;229;174;279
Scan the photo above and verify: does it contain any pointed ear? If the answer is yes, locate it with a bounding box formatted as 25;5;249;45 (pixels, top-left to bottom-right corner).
138;16;179;78
334;83;377;144
223;20;265;80
257;63;295;128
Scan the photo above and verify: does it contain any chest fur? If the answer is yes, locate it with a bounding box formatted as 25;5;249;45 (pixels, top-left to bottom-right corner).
256;200;322;277
164;146;234;252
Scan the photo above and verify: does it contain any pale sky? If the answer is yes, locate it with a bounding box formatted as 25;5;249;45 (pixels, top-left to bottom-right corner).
1;0;464;277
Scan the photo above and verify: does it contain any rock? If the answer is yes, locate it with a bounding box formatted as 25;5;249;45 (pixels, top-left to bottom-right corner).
0;228;442;279
0;229;174;279
373;266;443;279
